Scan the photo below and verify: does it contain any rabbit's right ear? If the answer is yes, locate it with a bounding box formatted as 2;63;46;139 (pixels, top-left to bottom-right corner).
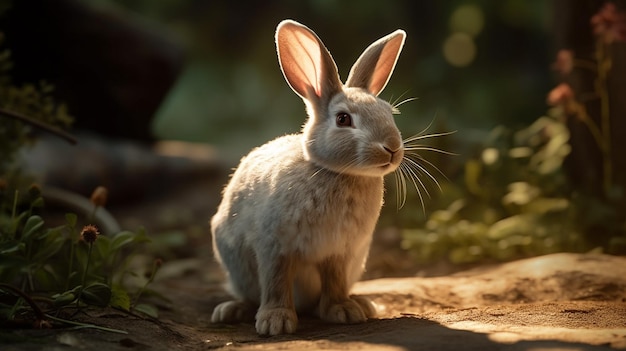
345;30;406;96
275;20;342;103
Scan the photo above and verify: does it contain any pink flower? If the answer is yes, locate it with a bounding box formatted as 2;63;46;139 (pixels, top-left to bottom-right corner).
591;2;626;43
547;83;575;107
552;49;574;75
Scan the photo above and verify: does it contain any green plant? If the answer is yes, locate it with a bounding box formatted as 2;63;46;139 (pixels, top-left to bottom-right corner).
401;113;587;264
0;184;162;329
400;2;626;265
0;4;164;330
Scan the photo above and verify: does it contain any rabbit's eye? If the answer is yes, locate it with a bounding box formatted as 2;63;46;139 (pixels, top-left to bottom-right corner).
336;112;353;127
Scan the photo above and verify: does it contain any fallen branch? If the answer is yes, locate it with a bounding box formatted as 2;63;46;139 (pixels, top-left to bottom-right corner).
0;107;77;145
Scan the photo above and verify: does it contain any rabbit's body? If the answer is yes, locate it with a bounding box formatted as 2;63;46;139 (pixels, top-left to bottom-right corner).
211;20;407;335
212;133;383;310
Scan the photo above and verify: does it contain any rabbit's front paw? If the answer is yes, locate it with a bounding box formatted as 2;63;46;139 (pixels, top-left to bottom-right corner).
211;300;256;323
319;297;373;324
255;307;298;335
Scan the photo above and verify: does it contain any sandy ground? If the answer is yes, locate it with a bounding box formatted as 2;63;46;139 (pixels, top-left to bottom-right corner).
3;250;625;351
9;252;619;351
154;252;626;351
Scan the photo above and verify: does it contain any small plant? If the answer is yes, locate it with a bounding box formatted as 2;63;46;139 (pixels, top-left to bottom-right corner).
548;2;626;199
0;184;162;331
0;35;74;176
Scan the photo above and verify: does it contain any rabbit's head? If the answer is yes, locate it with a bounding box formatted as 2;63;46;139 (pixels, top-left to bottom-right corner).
276;20;406;178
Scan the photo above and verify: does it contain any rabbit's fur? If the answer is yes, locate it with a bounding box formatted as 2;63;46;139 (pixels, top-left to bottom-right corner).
211;20;406;335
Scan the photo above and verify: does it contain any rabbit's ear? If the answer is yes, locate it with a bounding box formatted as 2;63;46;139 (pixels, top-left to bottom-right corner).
276;20;342;102
346;30;406;96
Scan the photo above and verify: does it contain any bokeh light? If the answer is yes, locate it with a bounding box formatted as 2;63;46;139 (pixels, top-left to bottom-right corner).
449;4;484;37
443;32;476;67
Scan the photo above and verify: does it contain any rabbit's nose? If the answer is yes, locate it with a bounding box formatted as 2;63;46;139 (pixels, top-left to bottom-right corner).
383;136;403;154
383;145;399;154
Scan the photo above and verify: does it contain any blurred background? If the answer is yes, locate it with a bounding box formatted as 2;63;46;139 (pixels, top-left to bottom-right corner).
1;0;554;153
1;0;625;275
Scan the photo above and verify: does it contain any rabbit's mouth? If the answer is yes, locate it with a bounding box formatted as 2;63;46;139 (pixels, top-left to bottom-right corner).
367;161;402;175
379;160;401;170
339;161;400;178
377;163;398;174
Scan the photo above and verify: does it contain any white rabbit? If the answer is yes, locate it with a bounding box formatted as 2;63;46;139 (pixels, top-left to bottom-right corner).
210;19;406;336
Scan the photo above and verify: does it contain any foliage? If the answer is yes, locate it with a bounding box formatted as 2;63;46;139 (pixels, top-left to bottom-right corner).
0;4;73;176
400;2;626;265
400;112;588;264
0;184;162;329
0;5;161;329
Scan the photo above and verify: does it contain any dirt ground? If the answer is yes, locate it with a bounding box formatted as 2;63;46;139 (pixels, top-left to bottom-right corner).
4;252;625;351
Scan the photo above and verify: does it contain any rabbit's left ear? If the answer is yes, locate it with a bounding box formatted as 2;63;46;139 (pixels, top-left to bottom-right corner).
345;30;406;96
275;20;342;102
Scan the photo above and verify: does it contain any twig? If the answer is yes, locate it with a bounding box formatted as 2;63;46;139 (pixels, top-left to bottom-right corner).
0;283;46;323
44;314;128;334
0;283;128;334
0;107;77;145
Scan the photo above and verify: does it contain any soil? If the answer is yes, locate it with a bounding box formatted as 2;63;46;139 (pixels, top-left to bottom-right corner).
4;252;625;351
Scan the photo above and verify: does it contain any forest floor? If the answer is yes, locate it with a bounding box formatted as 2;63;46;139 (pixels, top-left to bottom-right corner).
4;252;625;351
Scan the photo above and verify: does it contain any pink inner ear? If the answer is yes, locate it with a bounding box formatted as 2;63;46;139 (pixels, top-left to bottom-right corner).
369;39;404;95
279;27;323;98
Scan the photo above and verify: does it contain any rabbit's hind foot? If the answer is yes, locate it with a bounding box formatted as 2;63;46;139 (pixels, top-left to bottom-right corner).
318;295;376;324
211;300;257;324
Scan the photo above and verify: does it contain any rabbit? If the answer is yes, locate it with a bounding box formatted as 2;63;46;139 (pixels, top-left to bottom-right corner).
210;19;406;336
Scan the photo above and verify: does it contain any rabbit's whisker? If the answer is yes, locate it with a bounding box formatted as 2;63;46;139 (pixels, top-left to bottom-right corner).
310;167;326;179
389;90;410;107
397;158;434;213
394;166;407;209
403;153;443;192
404;145;457;156
392;127;454;210
403;130;457;143
390;92;417;115
397;162;426;212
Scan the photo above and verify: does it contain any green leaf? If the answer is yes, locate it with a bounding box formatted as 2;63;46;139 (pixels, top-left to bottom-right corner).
31;235;66;262
32;265;61;291
94;235;111;259
109;231;136;253
65;213;77;228
110;285;131;311
9;212;27;236
132;227;151;244
81;283;112;307
133;303;158;318
0;254;27;282
30;197;45;208
53;290;77;307
21;215;44;242
464;159;482;196
0;241;24;255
